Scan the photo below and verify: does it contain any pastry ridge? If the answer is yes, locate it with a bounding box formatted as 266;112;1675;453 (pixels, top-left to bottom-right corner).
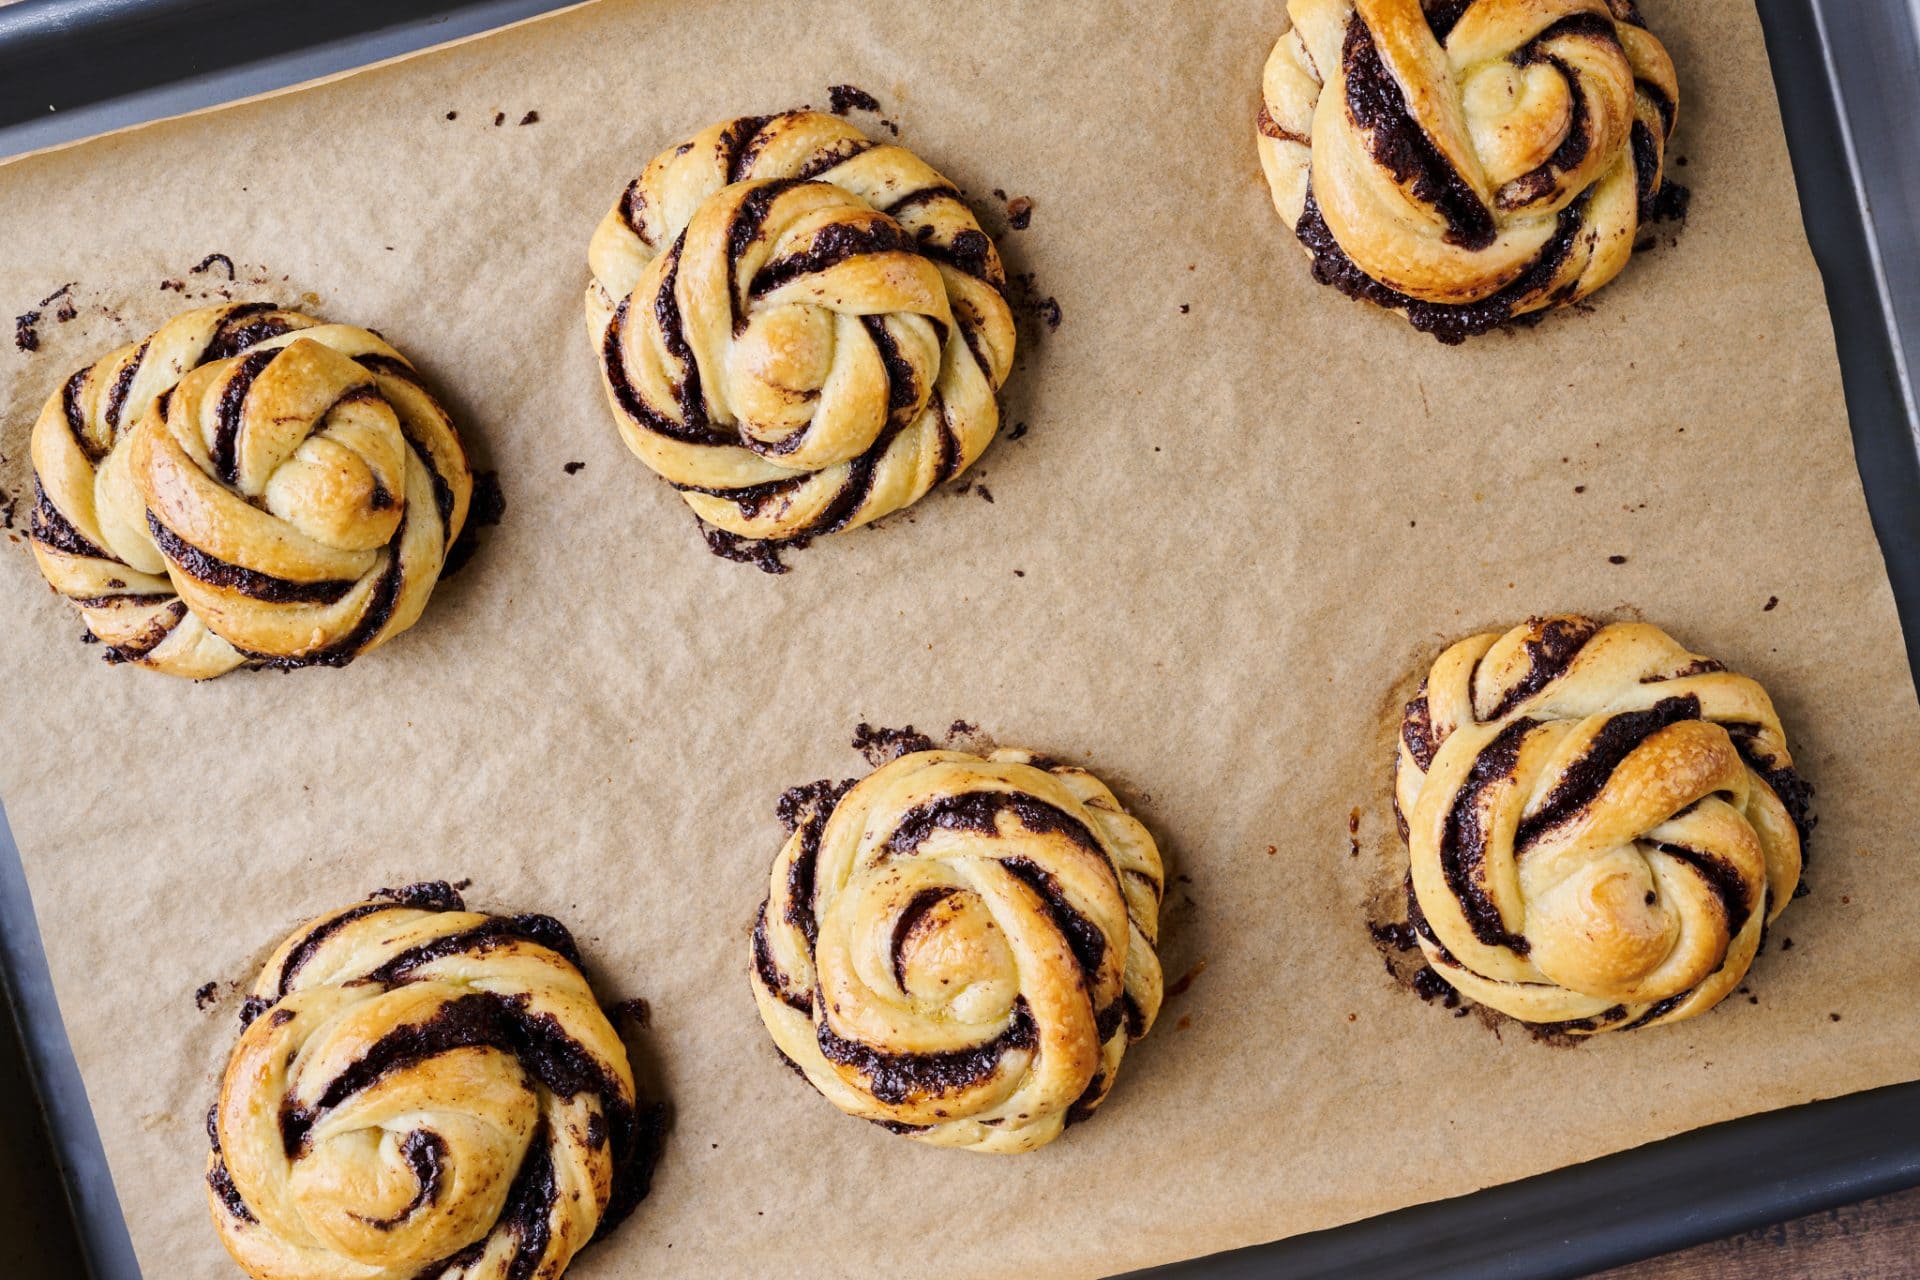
1258;0;1681;340
207;884;650;1280
1393;616;1809;1034
585;110;1016;544
751;748;1165;1153
27;303;472;678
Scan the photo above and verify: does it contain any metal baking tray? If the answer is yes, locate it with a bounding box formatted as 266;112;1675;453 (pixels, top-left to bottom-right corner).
1;1;1915;1276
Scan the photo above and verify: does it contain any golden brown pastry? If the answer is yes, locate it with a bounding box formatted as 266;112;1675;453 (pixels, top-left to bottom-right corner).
207;883;651;1280
751;748;1164;1153
1258;0;1682;341
586;111;1016;547
1393;617;1809;1034
28;303;471;678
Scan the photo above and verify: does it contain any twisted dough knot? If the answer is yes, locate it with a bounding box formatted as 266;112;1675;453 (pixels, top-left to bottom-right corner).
208;884;649;1280
1259;0;1681;340
27;303;471;678
751;749;1164;1153
587;111;1017;543
1394;618;1808;1034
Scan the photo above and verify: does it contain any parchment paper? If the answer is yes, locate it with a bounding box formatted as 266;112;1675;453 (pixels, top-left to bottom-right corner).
2;2;1916;1276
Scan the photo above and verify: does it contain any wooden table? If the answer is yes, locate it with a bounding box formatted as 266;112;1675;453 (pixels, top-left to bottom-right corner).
1594;1185;1920;1278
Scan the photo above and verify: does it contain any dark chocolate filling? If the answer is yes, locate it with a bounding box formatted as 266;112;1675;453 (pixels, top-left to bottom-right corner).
1652;842;1755;934
147;513;356;605
1343;18;1496;248
1513;696;1701;848
816;997;1036;1106
353;1130;446;1230
103;340;150;433
1439;717;1538;954
1001;858;1108;983
889;887;961;991
28;477;110;560
886;790;1104;860
1482;617;1600;720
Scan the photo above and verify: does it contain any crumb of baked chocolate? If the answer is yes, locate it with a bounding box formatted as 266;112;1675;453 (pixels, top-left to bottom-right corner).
1013;569;1025;577
1368;920;1419;952
493;111;506;126
1005;195;1033;230
519;111;540;125
827;84;882;115
1178;304;1190;314
852;722;938;766
776;778;858;833
1608;554;1628;565
975;484;994;504
1764;595;1779;612
1007;272;1062;331
0;488;16;530
697;519;793;574
194;982;219;1010
1008;421;1028;441
563;461;585;475
948;720;978;738
191;253;236;281
445;110;458;121
160;279;185;292
440;470;504;580
1647;180;1691;225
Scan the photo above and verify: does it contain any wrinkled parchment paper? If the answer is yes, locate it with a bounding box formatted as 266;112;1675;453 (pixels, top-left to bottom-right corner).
2;1;1917;1275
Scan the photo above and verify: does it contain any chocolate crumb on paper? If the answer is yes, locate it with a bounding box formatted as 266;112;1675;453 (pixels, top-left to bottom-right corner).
14;282;76;352
194;982;219;1011
1608;554;1629;565
698;519;795;575
563;461;586;475
1764;595;1780;612
519;111;541;126
827;83;882;116
191;253;236;281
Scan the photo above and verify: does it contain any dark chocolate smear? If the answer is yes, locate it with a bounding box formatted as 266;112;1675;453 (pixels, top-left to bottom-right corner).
1439;717;1538;954
1514;696;1701;848
148;513;356;605
817;998;1036;1105
1482;617;1600;720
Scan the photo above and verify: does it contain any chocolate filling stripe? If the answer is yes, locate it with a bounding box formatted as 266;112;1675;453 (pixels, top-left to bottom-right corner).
881;185;962;219
277;902;410;995
792;137;874;181
146;513;357;605
1344;18;1496;249
61;367;98;461
817;997;1036;1106
239;518;406;670
1482;618;1600;720
1497;58;1591;209
1402;688;1438;771
353;1130;446;1230
28;478;111;560
752;906;811;1013
721;115;776;183
203;310;297;363
1439;718;1538;954
1652;842;1755;934
210;349;279;485
278;992;628;1157
1514;695;1701;848
889;887;961;991
355;355;459;532
885;790;1107;859
104;340;149;433
726;179;801;332
362;913;585;986
1001;858;1108;984
749;218;915;298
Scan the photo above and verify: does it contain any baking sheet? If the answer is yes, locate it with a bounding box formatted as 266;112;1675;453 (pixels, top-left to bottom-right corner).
2;1;1918;1276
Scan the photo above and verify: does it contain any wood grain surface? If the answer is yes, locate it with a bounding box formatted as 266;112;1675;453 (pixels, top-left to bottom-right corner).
1593;1185;1920;1279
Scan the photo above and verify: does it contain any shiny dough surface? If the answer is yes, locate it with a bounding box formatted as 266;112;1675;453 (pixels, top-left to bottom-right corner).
27;303;471;678
750;748;1164;1153
586;111;1016;545
1394;617;1808;1034
207;884;647;1280
1258;0;1681;339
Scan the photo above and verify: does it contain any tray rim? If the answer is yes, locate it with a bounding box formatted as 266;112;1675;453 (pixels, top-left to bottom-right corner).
2;0;1918;1276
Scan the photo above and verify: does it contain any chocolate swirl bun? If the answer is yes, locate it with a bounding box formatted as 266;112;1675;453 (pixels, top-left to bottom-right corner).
751;749;1164;1153
1394;618;1809;1034
27;303;471;678
207;884;651;1280
1258;0;1682;341
586;111;1017;544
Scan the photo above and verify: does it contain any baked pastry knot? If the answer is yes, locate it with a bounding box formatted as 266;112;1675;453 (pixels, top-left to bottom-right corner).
27;303;472;678
207;884;650;1280
1395;617;1809;1034
1258;0;1681;340
586;111;1016;544
751;749;1164;1152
